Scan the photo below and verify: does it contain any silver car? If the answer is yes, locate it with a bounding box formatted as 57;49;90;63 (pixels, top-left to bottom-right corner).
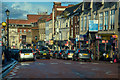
18;49;35;61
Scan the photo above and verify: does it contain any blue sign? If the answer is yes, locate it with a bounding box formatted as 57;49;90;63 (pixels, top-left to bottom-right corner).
76;38;78;42
89;20;98;32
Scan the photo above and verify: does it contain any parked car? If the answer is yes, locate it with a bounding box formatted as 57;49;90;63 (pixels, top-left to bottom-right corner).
72;49;91;62
10;49;20;60
49;50;54;57
52;50;59;58
57;50;65;59
36;47;50;59
18;49;36;61
62;50;75;60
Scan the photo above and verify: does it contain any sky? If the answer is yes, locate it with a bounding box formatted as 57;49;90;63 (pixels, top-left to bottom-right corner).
0;1;81;23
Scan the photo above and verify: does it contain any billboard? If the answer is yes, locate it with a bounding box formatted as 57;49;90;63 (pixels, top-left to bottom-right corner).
89;20;98;32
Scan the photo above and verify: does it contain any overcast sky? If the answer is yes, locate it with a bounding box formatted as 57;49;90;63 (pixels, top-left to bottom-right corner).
1;1;81;23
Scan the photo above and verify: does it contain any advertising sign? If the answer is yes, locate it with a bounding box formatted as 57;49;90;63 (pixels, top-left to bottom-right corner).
89;20;98;32
112;35;118;38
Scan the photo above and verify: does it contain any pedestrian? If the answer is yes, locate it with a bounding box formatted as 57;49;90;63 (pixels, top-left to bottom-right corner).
103;52;106;61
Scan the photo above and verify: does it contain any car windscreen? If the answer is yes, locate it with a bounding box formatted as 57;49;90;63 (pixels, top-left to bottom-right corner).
21;49;32;53
39;47;49;51
68;50;75;53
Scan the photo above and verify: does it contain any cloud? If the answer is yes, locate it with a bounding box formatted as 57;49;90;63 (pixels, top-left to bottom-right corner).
2;2;52;22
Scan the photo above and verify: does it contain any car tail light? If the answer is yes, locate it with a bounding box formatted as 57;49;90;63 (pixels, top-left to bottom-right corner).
32;51;33;52
55;53;57;54
68;53;70;55
90;58;91;60
36;49;38;50
33;53;35;55
78;50;80;52
59;53;62;55
89;50;90;53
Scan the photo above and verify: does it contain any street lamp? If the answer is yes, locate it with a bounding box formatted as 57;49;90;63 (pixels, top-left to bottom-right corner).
5;9;10;60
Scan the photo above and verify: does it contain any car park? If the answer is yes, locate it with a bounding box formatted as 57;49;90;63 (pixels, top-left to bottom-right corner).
62;50;75;60
57;50;65;59
18;49;36;61
72;49;91;62
52;50;59;58
36;47;50;59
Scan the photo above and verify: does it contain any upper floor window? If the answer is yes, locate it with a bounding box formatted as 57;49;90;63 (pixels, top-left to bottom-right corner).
24;29;26;33
20;29;22;34
99;12;103;30
84;16;87;31
81;17;83;31
93;13;96;20
110;9;115;30
28;30;31;32
104;11;108;30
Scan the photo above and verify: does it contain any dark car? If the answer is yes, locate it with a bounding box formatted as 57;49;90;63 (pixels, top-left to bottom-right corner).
36;47;50;59
57;50;65;59
10;49;20;60
72;49;91;62
52;50;59;58
62;50;75;60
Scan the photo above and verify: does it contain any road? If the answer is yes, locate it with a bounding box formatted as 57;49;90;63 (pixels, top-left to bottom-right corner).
3;58;119;79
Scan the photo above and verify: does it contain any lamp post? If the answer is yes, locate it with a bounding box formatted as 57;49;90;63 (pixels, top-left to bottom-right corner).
5;9;10;60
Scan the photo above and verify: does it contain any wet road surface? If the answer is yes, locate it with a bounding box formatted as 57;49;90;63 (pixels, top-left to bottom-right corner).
3;58;119;79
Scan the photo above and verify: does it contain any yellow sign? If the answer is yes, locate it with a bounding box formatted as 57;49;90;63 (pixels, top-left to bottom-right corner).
2;22;7;26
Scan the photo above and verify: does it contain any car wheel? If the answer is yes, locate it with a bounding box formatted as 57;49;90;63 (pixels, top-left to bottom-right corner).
72;57;75;61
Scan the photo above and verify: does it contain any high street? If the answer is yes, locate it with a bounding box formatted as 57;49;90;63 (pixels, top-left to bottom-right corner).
3;59;119;79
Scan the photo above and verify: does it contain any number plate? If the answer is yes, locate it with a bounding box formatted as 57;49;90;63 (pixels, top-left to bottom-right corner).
83;54;88;55
25;53;29;55
43;53;46;55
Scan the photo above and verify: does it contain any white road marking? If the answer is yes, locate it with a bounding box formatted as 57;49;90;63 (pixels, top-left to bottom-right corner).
64;62;72;64
50;63;58;64
21;63;30;66
91;63;99;64
10;72;16;76
39;63;45;65
79;62;87;64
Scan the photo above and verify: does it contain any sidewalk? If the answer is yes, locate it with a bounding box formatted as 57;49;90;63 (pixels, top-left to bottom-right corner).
91;60;119;64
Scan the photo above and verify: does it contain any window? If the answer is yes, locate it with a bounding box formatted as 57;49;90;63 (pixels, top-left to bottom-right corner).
110;9;115;30
20;36;22;39
28;30;31;32
71;17;73;25
81;17;83;31
24;30;26;33
104;11;108;30
20;29;22;33
88;15;91;27
99;12;103;30
93;13;96;20
84;16;87;31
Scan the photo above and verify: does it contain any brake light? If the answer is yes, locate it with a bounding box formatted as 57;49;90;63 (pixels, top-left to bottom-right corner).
78;50;80;52
55;53;57;54
59;53;62;55
36;49;38;50
89;50;90;53
68;53;70;55
33;53;35;55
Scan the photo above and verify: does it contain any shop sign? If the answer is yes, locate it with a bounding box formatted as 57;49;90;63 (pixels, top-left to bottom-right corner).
96;35;101;39
102;40;105;43
112;35;118;38
106;40;108;43
89;20;98;32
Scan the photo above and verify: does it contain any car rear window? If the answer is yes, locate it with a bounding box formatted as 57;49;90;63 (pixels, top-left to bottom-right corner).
68;50;75;53
79;50;89;53
21;49;32;53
